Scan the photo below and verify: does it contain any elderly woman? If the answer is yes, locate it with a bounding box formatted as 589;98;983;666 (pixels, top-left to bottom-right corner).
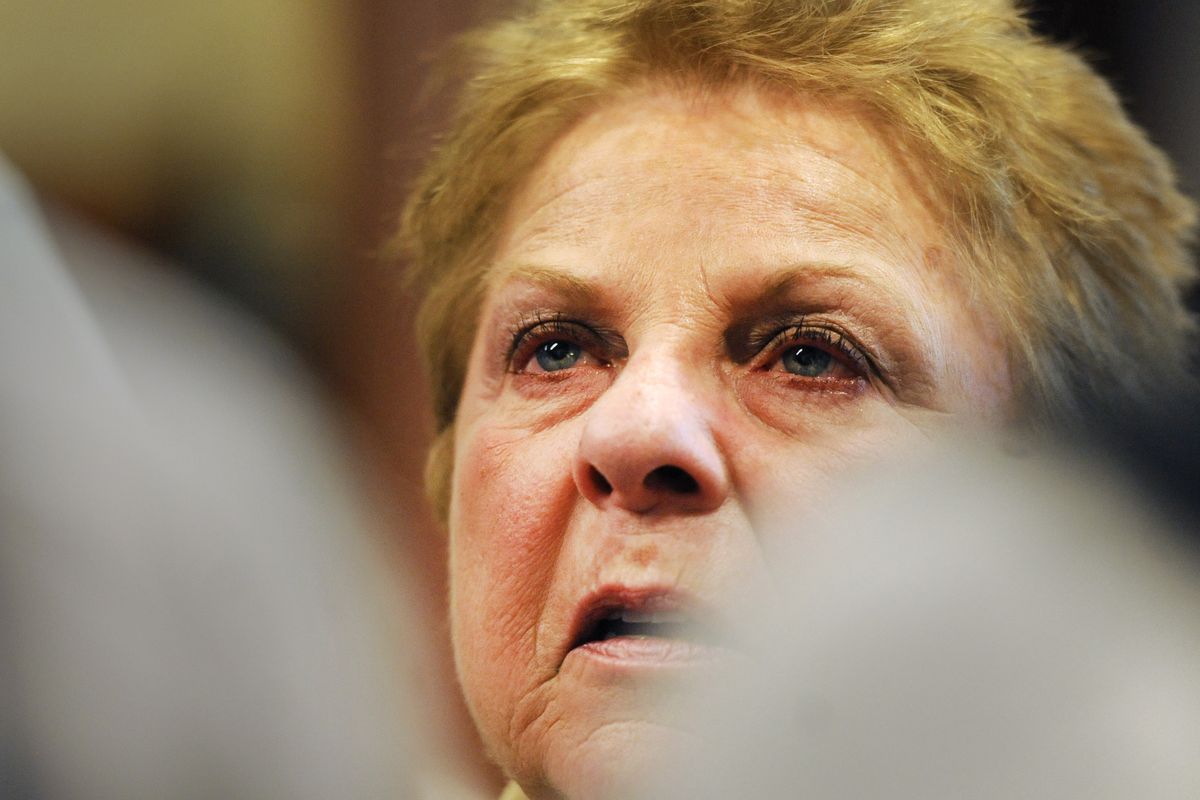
399;0;1197;797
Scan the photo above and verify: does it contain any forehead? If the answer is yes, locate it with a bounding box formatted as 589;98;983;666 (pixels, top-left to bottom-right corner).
491;81;946;299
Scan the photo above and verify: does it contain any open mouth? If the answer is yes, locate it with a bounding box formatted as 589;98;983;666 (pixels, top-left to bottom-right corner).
567;588;725;658
573;607;693;647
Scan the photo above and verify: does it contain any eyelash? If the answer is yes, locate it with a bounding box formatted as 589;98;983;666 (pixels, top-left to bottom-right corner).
505;312;616;372
504;313;876;381
754;321;874;378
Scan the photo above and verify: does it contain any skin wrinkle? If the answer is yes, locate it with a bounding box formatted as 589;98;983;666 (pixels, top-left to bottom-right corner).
507;690;566;798
451;425;563;676
488;119;954;407
488;263;929;387
449;83;1013;799
729;264;932;380
485;263;604;303
508;158;902;257
499;87;913;261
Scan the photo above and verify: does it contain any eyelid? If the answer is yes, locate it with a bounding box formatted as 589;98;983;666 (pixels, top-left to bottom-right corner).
751;319;876;378
505;312;624;372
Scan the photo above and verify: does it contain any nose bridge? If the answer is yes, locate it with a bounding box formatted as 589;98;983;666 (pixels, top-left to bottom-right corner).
600;351;691;444
574;341;729;514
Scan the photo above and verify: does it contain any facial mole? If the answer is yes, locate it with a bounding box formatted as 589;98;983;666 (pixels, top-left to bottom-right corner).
630;545;659;567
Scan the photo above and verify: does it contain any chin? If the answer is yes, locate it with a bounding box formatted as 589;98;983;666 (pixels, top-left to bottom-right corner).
526;715;695;800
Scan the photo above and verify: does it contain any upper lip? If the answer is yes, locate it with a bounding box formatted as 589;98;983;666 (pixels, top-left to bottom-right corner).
565;584;721;656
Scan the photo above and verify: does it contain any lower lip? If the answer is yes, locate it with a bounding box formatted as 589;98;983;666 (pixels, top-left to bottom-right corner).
566;636;722;667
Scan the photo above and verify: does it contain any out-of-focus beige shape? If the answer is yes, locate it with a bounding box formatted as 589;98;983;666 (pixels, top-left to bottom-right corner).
0;155;430;799
640;443;1200;799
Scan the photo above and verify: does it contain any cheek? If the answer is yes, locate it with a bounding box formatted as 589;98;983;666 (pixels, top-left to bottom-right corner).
448;417;579;739
732;371;877;435
729;406;928;531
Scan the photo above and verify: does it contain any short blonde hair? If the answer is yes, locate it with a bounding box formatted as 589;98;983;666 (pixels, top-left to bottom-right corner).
399;0;1197;518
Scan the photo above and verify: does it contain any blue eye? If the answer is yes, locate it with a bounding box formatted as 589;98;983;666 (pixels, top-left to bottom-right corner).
535;340;583;372
781;345;833;377
507;315;621;375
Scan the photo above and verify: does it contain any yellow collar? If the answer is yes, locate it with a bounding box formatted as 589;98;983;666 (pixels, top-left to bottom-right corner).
499;781;530;800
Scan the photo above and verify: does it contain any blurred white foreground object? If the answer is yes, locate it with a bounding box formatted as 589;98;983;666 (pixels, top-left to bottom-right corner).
643;443;1200;800
0;155;423;799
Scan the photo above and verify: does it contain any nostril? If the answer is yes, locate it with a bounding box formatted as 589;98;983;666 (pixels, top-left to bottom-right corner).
644;465;699;495
589;466;613;495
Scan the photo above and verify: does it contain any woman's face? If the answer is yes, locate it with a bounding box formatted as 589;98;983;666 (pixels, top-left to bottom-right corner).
449;83;1010;798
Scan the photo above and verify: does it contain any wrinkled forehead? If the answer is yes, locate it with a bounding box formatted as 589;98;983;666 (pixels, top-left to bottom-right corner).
468;81;1012;418
530;79;909;175
488;81;949;307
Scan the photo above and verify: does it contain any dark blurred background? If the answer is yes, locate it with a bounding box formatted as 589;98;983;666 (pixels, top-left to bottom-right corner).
1;1;1195;793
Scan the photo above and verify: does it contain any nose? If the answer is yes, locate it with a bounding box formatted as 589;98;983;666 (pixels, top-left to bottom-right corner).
573;357;730;514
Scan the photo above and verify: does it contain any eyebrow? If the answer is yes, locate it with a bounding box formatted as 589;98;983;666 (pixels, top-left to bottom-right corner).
491;260;897;301
748;262;898;306
489;259;920;340
485;262;603;306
